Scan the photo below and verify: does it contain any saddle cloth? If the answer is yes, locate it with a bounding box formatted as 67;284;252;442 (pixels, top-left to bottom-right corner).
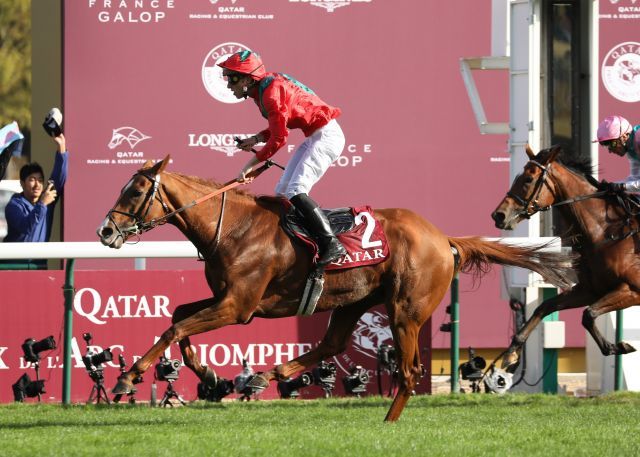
280;203;390;270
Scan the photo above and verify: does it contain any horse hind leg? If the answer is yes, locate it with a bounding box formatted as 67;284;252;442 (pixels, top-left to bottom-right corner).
257;300;372;384
384;317;424;422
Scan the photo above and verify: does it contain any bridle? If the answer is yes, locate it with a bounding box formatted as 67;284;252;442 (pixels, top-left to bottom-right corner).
506;159;609;220
104;161;275;244
105;171;171;240
506;160;555;219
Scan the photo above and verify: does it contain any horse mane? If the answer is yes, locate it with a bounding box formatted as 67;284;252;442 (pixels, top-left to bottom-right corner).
541;146;601;188
169;172;258;201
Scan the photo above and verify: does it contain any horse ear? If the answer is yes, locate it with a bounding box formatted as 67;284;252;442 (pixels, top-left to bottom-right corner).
141;160;155;169
548;145;562;164
525;144;535;159
148;155;171;174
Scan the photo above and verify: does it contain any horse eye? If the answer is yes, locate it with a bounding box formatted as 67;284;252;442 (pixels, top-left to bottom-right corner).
131;189;143;198
524;176;534;184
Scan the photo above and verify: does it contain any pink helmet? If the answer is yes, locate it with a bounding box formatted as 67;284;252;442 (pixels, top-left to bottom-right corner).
217;50;266;80
593;115;632;143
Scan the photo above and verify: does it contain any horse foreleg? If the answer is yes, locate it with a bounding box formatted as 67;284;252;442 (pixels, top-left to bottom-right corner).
172;299;221;386
259;301;371;383
112;296;240;395
582;285;640;356
501;287;593;371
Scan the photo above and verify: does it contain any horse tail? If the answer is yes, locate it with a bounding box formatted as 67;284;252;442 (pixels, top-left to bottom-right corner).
448;236;576;289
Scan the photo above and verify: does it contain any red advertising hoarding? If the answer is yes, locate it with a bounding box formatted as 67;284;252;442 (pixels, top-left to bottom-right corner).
0;270;430;403
597;2;640;180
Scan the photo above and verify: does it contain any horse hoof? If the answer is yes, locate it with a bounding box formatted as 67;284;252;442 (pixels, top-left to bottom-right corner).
616;341;637;354
202;366;218;388
247;374;269;389
112;376;134;395
501;352;520;373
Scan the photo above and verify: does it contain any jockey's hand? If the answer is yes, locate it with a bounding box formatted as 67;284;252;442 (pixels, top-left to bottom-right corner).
236;136;259;152
237;169;254;183
237;156;261;183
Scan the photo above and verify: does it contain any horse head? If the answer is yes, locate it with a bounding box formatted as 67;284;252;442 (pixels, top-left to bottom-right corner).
491;145;562;230
97;155;171;248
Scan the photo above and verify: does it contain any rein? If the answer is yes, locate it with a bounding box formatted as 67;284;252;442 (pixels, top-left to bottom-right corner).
507;159;608;217
107;161;274;241
508;158;640;245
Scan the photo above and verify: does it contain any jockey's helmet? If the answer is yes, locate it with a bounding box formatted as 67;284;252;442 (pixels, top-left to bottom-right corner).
594;115;632;143
218;51;266;80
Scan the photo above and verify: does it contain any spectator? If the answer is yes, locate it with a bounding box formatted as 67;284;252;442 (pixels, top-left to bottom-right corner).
3;133;68;267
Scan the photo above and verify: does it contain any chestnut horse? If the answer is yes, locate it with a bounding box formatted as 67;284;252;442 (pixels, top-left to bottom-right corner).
98;156;575;421
492;145;640;370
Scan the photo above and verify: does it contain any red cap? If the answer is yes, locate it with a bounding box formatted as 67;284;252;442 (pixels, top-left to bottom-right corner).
218;51;266;80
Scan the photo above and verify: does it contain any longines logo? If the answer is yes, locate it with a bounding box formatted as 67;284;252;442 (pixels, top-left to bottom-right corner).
202;42;252;104
188;132;253;156
289;0;372;13
601;42;640;103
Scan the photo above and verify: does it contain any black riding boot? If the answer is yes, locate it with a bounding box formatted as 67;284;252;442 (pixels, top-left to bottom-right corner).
290;193;347;265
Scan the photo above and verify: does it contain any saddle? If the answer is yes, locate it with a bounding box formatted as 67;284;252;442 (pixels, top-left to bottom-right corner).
268;198;389;316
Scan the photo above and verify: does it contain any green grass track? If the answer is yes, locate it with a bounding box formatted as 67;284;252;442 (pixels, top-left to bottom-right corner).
1;393;639;456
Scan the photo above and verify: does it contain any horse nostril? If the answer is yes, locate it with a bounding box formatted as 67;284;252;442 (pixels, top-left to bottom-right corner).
100;227;114;239
492;211;505;226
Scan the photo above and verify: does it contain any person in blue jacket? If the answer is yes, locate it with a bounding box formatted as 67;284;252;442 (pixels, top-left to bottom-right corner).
3;133;68;265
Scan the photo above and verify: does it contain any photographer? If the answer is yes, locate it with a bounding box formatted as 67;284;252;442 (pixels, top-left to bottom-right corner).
3;132;68;266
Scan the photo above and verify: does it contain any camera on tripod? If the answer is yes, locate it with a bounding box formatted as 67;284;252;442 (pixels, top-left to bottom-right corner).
22;336;56;364
342;365;370;397
155;357;182;382
82;333;113;376
277;372;313;399
82;333;113;404
312;361;337;398
377;344;396;371
458;347;486;393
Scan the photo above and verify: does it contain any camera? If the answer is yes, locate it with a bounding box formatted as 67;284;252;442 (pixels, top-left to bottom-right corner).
342;365;370;397
197;378;234;402
154;357;182;382
83;347;113;371
277;372;313;399
459;348;486;382
12;373;46;402
312;361;337;398
22;336;56;363
42;108;63;137
377;344;397;371
483;367;513;394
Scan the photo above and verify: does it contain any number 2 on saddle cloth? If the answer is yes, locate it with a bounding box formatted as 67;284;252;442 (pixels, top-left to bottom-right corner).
281;204;390;270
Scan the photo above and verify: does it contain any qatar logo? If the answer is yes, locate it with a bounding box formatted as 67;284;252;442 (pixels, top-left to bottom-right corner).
202;42;252;104
332;310;393;374
601;42;640;103
289;0;372;13
108;127;151;149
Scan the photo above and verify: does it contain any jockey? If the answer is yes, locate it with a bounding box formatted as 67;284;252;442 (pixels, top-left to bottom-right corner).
594;115;640;193
218;50;347;265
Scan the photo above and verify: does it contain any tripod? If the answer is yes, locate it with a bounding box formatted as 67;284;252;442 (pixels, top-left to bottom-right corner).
159;379;186;407
33;361;43;402
87;369;111;404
